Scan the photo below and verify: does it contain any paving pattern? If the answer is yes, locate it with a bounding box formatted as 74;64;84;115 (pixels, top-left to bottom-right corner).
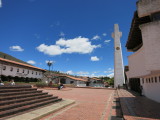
118;89;160;120
39;88;115;120
39;88;160;120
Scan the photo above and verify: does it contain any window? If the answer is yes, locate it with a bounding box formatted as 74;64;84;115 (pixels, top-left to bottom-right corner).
39;72;41;75
23;69;25;73
32;71;34;74
10;67;13;71
17;68;19;72
28;70;29;74
151;77;154;83
155;77;157;83
70;81;74;84
149;78;150;83
3;66;6;70
146;78;148;83
151;12;160;21
142;78;144;84
36;72;37;75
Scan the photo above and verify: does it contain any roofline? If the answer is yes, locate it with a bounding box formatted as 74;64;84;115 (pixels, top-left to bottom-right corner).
0;57;46;72
66;75;87;82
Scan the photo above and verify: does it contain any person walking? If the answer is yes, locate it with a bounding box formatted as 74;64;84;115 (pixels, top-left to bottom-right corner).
0;80;4;86
10;80;15;86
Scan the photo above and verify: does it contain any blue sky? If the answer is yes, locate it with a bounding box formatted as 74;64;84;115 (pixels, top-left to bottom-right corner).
0;0;137;77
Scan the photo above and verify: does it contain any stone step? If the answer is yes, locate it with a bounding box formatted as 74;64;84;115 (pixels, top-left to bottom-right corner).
0;96;59;111
0;88;37;93
0;98;62;118
0;85;32;89
0;90;43;96
0;94;53;106
0;92;48;101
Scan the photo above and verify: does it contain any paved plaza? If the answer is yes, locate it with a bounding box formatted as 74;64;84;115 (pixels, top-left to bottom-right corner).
39;88;117;120
38;88;160;120
118;89;160;120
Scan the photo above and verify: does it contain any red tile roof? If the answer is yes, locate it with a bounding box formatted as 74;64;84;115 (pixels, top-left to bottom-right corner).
66;76;87;82
0;57;46;72
91;77;102;81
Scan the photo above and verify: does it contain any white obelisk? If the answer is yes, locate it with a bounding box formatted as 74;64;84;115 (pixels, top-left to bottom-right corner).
112;24;125;88
0;0;2;8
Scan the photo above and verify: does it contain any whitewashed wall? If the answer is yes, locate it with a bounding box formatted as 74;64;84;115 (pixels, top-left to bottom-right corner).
137;0;160;17
66;78;86;87
141;76;160;103
127;46;150;78
140;21;160;71
0;64;43;79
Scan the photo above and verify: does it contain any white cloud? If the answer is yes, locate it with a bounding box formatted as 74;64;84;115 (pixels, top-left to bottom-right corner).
27;60;36;65
92;35;101;40
104;68;114;73
104;40;111;43
107;73;114;78
37;44;62;56
102;33;107;36
59;32;65;37
91;56;100;61
36;36;101;56
66;70;74;75
92;71;100;74
76;71;89;76
10;46;24;52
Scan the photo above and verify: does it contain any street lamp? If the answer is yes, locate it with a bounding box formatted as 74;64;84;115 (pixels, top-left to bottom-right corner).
47;60;52;72
0;61;3;81
47;60;53;83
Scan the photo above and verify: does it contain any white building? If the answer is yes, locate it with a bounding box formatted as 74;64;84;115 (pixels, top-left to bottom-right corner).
126;0;160;102
89;77;104;87
0;53;46;80
45;74;87;87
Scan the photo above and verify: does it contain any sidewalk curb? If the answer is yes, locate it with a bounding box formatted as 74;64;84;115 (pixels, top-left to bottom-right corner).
6;99;75;120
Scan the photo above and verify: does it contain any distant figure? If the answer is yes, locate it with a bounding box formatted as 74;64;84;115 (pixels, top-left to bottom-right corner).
10;80;15;86
118;84;120;89
48;81;53;87
139;85;143;96
58;83;64;90
0;80;4;86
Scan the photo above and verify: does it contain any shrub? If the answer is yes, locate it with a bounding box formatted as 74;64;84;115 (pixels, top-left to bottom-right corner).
52;84;59;88
35;82;48;88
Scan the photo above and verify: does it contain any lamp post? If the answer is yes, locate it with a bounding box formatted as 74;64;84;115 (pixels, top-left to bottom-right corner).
47;60;53;82
0;61;3;81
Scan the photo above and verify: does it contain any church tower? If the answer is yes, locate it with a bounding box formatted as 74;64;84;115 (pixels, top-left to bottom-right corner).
112;24;125;88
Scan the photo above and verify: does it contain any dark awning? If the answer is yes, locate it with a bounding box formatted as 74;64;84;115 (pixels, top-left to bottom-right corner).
126;11;151;51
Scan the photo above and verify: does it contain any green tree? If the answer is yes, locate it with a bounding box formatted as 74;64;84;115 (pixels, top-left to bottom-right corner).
108;77;114;86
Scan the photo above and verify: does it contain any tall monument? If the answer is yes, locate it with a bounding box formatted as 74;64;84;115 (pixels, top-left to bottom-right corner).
0;0;2;8
112;24;125;88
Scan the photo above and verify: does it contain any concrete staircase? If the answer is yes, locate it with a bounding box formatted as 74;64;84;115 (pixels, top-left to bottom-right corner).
0;85;62;119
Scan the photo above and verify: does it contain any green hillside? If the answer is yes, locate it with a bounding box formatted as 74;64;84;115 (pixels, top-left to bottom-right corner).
0;52;30;65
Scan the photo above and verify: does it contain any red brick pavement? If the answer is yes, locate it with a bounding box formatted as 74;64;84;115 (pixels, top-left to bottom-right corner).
118;89;160;120
39;88;115;120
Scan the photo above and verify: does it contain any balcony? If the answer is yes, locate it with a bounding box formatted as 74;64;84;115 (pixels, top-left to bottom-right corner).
127;46;150;78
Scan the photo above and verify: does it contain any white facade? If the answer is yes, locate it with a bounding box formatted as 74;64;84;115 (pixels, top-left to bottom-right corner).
89;78;104;87
126;0;160;103
0;57;45;79
141;76;160;103
1;64;43;78
65;77;86;87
